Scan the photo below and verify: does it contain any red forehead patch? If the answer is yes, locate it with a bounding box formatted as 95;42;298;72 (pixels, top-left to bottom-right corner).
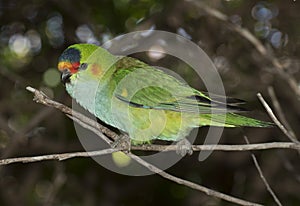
58;61;80;74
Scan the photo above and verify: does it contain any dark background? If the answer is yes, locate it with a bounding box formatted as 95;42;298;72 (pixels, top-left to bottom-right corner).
0;0;299;205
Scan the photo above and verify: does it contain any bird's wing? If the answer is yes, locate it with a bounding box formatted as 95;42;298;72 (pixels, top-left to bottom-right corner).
112;57;245;114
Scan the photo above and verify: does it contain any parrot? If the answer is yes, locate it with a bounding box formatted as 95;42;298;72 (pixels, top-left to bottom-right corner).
57;43;272;148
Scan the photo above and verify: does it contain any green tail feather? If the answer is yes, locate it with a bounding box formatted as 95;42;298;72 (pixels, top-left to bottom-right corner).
199;113;273;127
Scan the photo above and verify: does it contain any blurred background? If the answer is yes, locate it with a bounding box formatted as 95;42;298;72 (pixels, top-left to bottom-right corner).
0;0;299;205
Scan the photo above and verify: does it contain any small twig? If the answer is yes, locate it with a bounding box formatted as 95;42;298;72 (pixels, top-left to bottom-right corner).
244;136;283;206
0;148;120;165
268;87;298;142
257;93;299;144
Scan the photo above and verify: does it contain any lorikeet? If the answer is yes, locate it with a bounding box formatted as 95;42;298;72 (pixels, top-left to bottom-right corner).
58;44;271;145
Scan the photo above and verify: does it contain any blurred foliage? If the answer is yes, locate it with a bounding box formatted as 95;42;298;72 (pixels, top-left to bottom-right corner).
0;0;299;205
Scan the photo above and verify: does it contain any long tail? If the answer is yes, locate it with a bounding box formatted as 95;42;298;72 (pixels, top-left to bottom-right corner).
199;113;273;127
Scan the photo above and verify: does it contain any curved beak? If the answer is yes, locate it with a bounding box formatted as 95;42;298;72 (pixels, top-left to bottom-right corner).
61;69;72;84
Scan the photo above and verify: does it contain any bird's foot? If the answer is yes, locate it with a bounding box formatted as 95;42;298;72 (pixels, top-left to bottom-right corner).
112;134;131;153
176;138;193;156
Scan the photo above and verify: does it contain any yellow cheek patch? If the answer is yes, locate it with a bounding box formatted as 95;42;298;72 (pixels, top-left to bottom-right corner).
91;63;103;76
58;62;72;71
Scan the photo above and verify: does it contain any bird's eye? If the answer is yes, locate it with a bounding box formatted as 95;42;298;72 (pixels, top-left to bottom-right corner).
79;63;88;71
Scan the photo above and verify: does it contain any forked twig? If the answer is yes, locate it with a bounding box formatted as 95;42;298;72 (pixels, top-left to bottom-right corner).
244;136;283;206
267;87;298;142
257;93;299;144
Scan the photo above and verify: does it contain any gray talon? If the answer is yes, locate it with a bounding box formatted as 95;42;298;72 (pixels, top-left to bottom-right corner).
176;138;193;156
112;134;131;152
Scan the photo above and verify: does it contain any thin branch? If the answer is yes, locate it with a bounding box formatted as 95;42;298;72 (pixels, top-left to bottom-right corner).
267;87;298;142
244;136;283;206
131;142;300;152
0;148;120;165
188;0;300;98
1;142;299;166
266;87;300;181
257;93;299;144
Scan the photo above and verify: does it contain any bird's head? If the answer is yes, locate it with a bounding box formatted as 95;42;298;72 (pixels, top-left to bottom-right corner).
57;44;99;84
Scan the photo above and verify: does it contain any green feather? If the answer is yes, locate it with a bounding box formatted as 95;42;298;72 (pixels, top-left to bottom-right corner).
199;113;273;127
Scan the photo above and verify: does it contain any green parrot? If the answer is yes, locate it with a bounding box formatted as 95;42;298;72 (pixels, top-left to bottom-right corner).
57;44;271;145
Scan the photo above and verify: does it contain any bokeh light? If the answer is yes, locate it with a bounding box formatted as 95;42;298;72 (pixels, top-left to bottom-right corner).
8;34;31;57
76;24;100;44
147;45;166;61
26;30;42;54
45;13;64;47
254;21;271;38
177;28;192;40
251;2;278;21
43;68;61;88
268;29;288;48
252;1;288;49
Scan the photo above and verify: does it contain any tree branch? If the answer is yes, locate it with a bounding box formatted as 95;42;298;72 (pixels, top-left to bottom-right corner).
1;141;299;166
132;142;300;151
0;148;120;165
257;93;299;144
267;87;298;142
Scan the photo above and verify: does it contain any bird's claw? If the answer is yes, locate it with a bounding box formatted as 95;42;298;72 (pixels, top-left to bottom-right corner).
176;138;193;156
112;134;131;153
